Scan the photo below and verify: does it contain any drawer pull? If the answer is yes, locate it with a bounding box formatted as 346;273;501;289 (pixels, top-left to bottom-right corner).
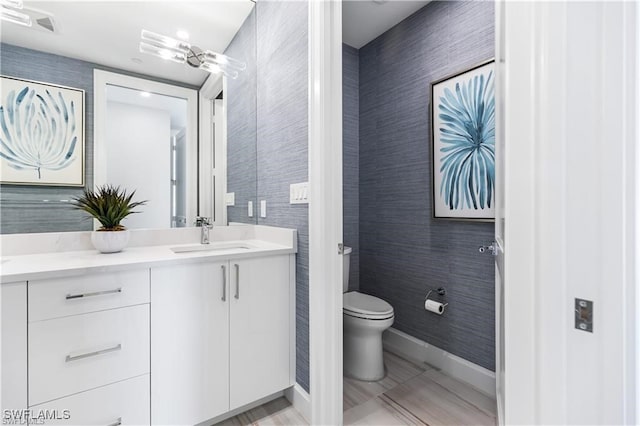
65;343;122;362
234;264;240;299
106;417;122;426
66;288;122;300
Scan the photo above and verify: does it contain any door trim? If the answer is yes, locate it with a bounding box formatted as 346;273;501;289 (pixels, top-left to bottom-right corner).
93;70;198;228
308;0;344;423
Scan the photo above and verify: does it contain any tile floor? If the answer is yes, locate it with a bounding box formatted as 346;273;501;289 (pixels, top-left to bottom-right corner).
218;350;497;425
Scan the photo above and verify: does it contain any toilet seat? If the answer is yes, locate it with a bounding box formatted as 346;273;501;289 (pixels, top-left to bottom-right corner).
343;291;394;320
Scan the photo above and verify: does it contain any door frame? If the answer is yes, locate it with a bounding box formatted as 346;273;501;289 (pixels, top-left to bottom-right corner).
199;73;227;226
94;70;198;228
308;0;344;423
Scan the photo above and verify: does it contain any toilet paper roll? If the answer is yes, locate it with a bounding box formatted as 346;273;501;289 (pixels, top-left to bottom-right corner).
424;299;445;315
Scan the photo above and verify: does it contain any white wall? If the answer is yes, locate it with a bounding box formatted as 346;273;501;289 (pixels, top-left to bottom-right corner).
502;1;637;424
106;102;171;229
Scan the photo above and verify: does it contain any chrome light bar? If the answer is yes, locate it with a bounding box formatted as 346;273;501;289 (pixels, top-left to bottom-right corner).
0;0;32;27
140;30;245;79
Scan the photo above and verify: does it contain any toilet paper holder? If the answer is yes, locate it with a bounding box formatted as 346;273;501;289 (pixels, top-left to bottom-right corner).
425;287;448;307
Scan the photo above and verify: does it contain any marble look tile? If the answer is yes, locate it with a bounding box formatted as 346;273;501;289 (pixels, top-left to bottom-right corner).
343;395;426;426
384;373;496;426
343;351;428;411
217;397;308;426
215;413;251;426
421;369;497;418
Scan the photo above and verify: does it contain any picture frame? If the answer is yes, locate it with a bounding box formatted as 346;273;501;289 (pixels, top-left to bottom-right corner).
430;59;495;221
0;75;85;186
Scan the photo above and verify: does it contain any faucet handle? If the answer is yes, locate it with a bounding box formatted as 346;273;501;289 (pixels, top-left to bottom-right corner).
195;216;213;227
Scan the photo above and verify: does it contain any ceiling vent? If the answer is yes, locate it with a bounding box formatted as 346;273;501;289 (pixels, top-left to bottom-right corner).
21;7;57;33
36;16;55;32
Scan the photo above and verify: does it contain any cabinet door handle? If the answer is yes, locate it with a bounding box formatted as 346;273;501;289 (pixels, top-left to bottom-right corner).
106;417;122;426
66;288;122;300
221;265;227;301
234;264;240;299
65;343;122;362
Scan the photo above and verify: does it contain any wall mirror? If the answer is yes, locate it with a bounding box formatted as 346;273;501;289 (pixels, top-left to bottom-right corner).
94;71;198;230
0;0;258;233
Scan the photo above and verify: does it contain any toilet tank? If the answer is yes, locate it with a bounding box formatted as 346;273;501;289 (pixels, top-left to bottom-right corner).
343;246;352;293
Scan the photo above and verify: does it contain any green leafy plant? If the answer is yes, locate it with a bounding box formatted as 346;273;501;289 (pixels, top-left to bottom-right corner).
71;185;147;231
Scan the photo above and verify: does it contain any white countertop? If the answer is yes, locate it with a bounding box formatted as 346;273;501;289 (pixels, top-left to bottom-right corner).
0;226;298;283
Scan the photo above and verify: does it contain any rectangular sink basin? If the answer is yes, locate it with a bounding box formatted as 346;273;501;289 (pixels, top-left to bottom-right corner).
171;243;253;254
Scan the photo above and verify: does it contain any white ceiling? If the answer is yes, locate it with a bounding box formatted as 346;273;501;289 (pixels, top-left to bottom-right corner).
343;0;430;49
1;1;255;87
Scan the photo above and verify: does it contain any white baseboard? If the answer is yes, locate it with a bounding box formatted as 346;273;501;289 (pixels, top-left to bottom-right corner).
383;327;496;398
284;383;311;423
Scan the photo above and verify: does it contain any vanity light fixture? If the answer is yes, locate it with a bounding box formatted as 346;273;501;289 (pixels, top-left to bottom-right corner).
0;0;32;27
139;29;245;79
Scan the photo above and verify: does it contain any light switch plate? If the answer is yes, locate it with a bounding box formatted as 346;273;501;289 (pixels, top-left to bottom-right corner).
225;192;235;206
260;200;266;218
248;201;253;217
290;182;309;204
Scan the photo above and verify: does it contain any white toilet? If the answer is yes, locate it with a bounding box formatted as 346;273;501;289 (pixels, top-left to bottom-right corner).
343;247;394;381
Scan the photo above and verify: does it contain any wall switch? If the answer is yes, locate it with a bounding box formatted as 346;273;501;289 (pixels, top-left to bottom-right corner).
575;298;593;333
290;182;309;204
248;201;253;217
260;200;266;218
225;192;235;206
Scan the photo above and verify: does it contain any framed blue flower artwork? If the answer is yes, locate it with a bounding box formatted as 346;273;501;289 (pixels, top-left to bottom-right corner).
431;60;495;221
0;76;85;186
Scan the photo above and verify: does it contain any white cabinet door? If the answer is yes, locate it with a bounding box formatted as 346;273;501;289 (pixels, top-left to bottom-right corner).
1;282;27;412
150;261;229;425
229;255;291;410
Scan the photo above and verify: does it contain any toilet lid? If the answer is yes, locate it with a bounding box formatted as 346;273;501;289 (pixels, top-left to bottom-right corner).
343;291;394;318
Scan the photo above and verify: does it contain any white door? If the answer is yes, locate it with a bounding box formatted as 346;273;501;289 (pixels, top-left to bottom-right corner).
150;261;230;425
494;1;506;424
229;255;291;410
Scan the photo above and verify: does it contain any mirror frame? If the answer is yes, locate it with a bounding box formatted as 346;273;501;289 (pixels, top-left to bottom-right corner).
93;70;199;229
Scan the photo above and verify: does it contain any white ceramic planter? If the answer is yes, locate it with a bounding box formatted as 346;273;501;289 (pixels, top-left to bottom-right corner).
91;229;130;253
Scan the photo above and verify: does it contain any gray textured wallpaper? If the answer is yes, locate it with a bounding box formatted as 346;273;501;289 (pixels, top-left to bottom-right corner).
357;1;496;371
255;1;310;392
226;8;258;225
343;44;360;291
0;43;197;234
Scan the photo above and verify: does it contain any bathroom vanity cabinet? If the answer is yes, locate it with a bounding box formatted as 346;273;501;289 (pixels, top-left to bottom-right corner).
151;254;293;424
0;231;296;426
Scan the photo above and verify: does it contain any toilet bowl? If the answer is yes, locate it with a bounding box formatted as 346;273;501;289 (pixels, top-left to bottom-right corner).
343;247;394;381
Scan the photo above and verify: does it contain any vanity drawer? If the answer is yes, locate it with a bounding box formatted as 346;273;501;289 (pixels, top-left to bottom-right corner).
29;305;150;406
29;374;150;425
29;269;149;322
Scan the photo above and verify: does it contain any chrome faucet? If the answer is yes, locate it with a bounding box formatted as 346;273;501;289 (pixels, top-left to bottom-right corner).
195;216;213;244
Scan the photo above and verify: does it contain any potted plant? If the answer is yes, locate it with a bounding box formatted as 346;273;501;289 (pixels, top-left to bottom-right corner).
71;185;147;253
